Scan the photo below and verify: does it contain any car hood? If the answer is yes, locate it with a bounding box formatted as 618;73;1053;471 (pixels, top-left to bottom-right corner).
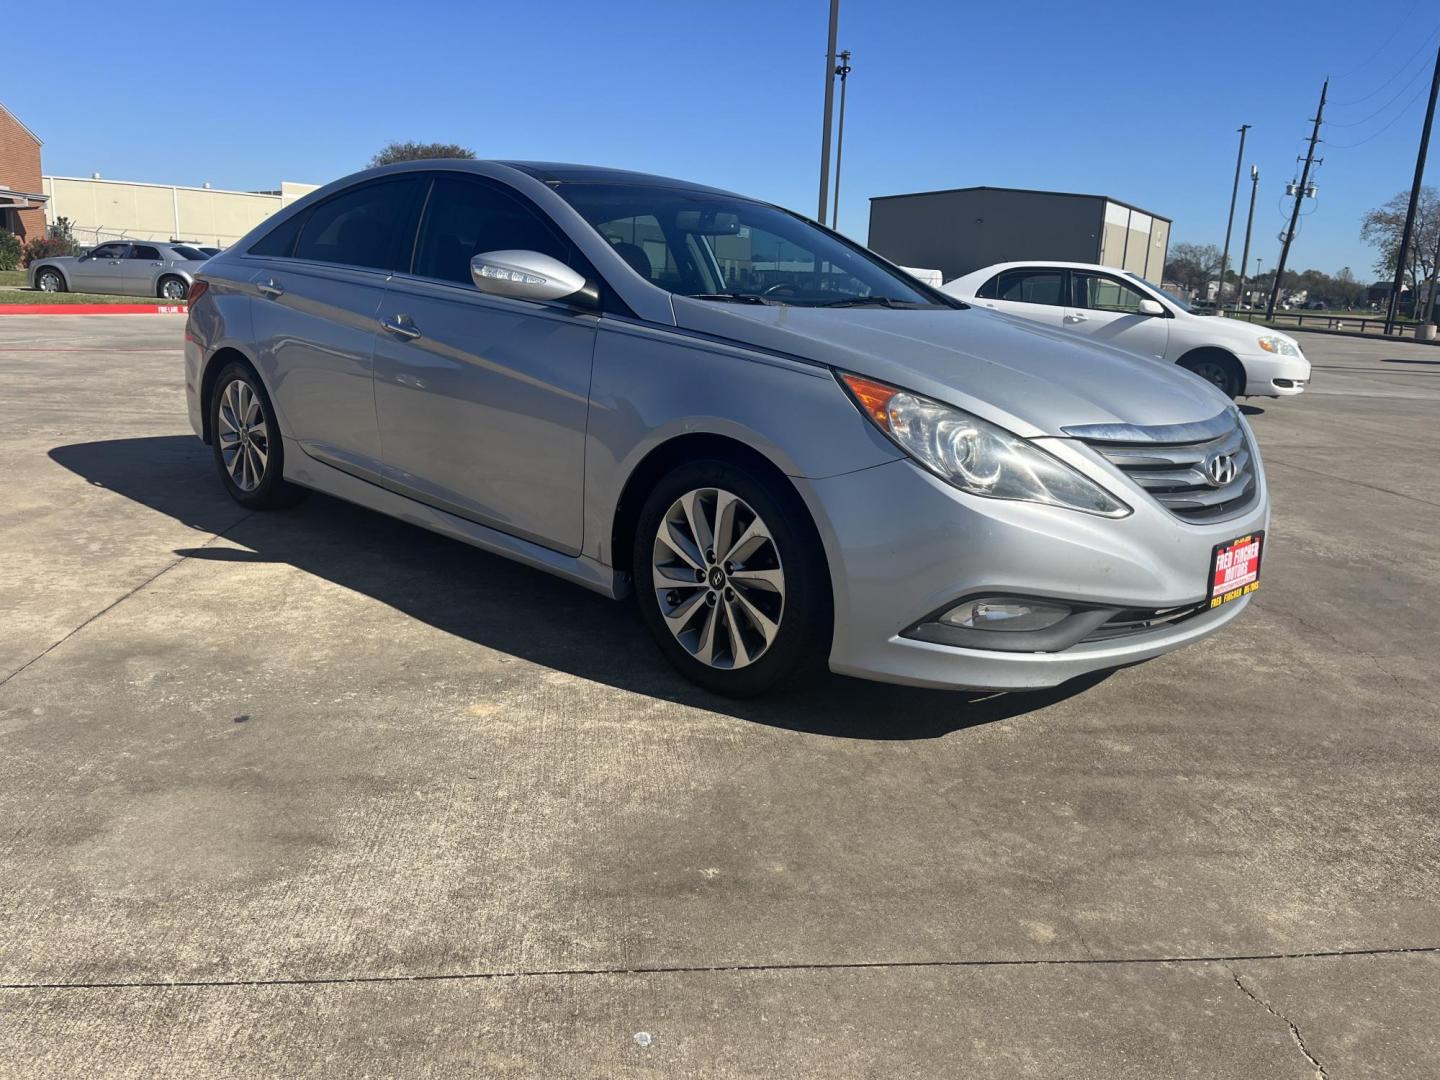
1185;311;1298;350
671;300;1231;438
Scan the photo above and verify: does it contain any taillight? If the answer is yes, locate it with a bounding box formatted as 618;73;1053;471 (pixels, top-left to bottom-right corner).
187;279;209;303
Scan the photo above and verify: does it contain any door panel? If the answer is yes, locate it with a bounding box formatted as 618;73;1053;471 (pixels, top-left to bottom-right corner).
249;262;390;476
373;277;596;555
1063;271;1170;359
75;243;128;293
118;244;164;297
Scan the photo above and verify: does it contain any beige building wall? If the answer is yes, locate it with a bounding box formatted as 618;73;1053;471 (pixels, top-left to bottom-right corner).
42;176;319;249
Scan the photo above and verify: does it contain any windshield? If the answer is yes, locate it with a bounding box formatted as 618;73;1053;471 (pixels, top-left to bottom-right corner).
555;183;952;308
1125;272;1192;313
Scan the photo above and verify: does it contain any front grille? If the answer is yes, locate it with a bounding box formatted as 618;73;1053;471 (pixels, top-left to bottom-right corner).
1081;600;1210;642
1063;410;1258;523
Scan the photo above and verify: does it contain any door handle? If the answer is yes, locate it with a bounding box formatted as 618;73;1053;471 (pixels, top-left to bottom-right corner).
380;315;421;340
257;279;284;298
1066;313;1088;323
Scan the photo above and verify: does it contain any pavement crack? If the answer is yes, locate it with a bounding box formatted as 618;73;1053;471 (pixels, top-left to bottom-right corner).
1229;967;1327;1080
0;512;253;688
1266;605;1432;708
2;944;1436;994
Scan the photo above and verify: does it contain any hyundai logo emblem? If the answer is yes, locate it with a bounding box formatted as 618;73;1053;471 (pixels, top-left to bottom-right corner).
1204;452;1239;487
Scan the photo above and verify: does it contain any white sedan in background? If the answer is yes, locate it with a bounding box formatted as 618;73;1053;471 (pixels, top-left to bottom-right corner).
943;261;1311;400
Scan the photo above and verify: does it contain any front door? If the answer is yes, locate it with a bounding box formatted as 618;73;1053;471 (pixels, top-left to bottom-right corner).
74;242;129;293
1062;270;1171;359
372;172;598;555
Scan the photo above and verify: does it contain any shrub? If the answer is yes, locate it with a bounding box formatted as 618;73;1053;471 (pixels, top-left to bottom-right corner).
21;218;81;266
0;229;21;272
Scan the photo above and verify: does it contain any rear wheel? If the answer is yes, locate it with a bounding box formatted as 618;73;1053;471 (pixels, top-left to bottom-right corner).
208;361;307;509
36;267;66;292
632;458;829;697
158;275;188;301
1179;351;1244;399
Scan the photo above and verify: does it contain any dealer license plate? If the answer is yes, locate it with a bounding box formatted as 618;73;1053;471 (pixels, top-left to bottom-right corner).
1209;531;1263;609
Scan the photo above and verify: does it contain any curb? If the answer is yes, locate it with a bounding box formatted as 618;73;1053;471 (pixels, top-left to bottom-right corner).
0;304;188;316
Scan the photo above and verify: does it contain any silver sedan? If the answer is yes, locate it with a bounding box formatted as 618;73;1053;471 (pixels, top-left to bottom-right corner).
29;241;208;300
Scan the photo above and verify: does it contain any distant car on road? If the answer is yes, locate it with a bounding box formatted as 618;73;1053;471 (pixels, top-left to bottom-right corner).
28;241;207;300
943;261;1311;399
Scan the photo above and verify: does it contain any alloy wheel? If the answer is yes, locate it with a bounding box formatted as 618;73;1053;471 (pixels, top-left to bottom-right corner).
651;487;785;670
1190;361;1230;390
217;379;269;492
162;279;187;300
38;270;61;292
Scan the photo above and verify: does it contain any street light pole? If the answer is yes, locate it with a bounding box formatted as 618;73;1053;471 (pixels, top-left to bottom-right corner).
1218;124;1250;312
816;0;841;223
830;50;852;230
1236;166;1259;311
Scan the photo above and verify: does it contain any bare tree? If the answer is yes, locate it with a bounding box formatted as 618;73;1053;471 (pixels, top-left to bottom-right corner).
369;142;476;167
1360;186;1439;316
1164;242;1223;295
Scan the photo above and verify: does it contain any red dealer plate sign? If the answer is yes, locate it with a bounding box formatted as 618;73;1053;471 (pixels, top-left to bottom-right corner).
1209;531;1264;609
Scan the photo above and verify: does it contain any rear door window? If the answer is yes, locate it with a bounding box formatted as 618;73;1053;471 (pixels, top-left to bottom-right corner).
994;268;1064;305
292;177;425;271
128;245;161;260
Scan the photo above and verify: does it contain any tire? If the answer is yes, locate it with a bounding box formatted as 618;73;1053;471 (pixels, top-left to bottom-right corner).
158;275;188;301
631;458;830;697
208;361;307;509
35;266;66;293
1179;352;1244;399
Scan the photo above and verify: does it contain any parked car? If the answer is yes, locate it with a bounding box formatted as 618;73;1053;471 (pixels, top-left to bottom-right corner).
186;162;1268;696
29;241;206;300
944;261;1311;398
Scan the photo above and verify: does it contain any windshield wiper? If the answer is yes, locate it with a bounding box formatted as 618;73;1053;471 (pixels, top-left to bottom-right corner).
683;292;775;305
818;295;926;308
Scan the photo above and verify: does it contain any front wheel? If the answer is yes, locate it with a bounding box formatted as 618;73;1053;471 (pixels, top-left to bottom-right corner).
632;459;830;697
1180;353;1243;399
208;362;307;509
35;267;66;292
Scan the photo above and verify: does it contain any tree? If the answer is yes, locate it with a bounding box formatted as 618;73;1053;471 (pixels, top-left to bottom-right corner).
369;141;476;167
1164;242;1223;295
20;217;80;267
1360;186;1439;316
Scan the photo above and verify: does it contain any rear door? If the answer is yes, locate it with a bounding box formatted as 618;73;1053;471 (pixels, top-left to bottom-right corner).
372;172;598;555
1063;269;1171;359
117;243;164;297
974;267;1067;328
247;174;426;479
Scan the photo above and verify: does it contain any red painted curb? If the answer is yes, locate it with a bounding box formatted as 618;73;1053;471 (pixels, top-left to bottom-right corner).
0;304;188;316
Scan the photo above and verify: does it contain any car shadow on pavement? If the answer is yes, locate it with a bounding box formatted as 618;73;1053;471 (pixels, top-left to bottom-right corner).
1238;404;1265;416
49;436;1110;739
1381;357;1440;365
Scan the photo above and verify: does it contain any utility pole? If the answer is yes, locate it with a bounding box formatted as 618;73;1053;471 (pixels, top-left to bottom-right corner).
1218;124;1250;313
1236;166;1259;310
1268;80;1327;320
816;0;841;223
830;50;852;230
1384;45;1440;333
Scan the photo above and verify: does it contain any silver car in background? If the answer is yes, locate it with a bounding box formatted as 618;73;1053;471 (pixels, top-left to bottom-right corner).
30;241;208;299
185;161;1269;696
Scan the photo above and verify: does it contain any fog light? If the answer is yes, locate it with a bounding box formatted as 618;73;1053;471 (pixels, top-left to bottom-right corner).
939;597;1072;632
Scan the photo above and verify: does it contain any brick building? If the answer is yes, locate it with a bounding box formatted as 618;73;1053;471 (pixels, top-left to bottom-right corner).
0;102;48;243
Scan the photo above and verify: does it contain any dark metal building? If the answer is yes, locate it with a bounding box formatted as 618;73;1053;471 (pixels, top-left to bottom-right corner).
867;185;1171;284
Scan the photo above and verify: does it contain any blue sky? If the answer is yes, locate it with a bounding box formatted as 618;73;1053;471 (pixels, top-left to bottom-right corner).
11;0;1439;281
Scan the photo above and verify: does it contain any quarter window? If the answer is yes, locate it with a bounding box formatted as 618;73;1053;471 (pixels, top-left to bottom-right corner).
1072;272;1148;313
993;269;1064;306
412;174;570;285
292;177;424;271
250;212;307;258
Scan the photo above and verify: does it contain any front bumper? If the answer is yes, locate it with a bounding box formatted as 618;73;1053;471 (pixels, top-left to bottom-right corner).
1237;349;1311;397
796;448;1269;690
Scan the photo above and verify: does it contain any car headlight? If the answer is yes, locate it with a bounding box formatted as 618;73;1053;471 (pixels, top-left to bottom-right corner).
1257;335;1301;357
838;373;1130;517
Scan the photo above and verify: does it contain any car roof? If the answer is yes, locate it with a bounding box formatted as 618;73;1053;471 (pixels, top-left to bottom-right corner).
497;160;745;198
961;260;1145;277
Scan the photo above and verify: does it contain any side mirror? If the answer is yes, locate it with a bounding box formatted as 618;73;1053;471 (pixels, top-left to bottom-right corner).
470;250;591;304
1138;298;1165;316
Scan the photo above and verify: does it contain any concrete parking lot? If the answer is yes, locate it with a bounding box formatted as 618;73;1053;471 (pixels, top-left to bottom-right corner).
1;315;1437;1078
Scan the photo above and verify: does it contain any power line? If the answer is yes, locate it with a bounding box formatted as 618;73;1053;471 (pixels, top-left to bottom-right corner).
1328;56;1434;126
1330;23;1440;106
1327;79;1434;148
1333;0;1425;81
